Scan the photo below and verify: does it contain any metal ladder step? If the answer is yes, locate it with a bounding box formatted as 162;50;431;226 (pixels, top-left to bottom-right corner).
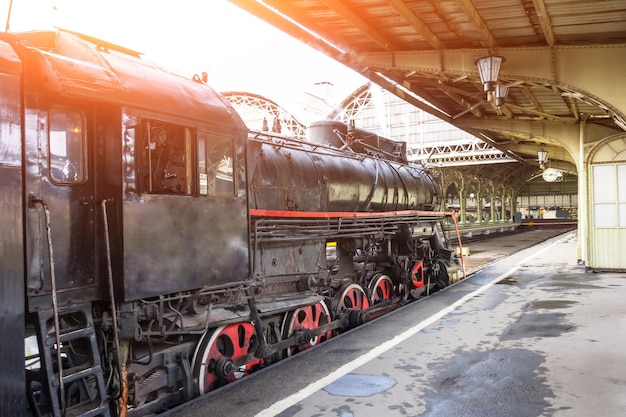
36;303;111;417
44;326;95;347
59;362;104;385
64;401;111;417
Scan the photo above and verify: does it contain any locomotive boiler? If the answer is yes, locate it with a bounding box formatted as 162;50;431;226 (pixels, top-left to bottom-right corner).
0;29;463;417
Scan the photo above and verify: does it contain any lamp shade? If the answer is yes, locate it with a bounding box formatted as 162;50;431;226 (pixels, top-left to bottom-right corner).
476;55;505;92
495;84;509;106
538;149;548;164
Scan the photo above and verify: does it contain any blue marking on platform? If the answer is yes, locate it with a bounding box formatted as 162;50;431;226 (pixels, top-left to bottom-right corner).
323;374;397;397
421;327;439;333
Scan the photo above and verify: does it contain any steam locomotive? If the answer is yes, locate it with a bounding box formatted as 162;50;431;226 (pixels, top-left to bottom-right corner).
0;29;464;416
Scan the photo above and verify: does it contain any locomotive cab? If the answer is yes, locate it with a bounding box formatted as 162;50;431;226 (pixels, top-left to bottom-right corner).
118;114;249;300
2;29;251;416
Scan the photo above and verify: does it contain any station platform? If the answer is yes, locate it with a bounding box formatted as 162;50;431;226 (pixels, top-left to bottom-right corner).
166;227;625;417
459;225;576;275
449;218;577;241
452;220;520;239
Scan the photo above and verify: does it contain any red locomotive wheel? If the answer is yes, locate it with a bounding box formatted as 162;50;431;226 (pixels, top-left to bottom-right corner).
368;274;395;304
338;284;370;311
282;301;333;356
192;323;263;394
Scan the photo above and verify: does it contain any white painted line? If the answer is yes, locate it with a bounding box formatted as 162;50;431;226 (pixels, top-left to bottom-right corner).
254;235;568;417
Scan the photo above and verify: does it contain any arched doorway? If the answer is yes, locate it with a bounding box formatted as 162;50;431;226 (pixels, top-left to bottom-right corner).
589;135;626;269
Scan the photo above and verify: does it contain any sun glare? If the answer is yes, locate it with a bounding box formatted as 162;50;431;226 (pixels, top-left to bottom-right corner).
0;0;365;118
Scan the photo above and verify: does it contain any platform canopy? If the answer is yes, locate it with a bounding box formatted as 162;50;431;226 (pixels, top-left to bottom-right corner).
229;0;626;180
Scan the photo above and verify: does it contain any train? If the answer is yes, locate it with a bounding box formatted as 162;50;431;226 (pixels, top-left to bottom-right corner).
0;29;464;416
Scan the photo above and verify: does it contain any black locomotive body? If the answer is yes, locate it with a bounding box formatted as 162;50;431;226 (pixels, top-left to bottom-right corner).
0;29;463;417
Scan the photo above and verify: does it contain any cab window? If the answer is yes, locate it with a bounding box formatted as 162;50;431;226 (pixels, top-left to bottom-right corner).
139;120;193;195
197;131;234;196
49;108;86;184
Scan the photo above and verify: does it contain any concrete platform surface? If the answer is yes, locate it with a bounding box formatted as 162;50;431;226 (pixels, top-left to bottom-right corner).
166;229;626;417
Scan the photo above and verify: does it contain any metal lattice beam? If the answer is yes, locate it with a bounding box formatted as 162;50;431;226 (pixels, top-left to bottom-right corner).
222;91;307;139
328;83;512;166
408;140;515;166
